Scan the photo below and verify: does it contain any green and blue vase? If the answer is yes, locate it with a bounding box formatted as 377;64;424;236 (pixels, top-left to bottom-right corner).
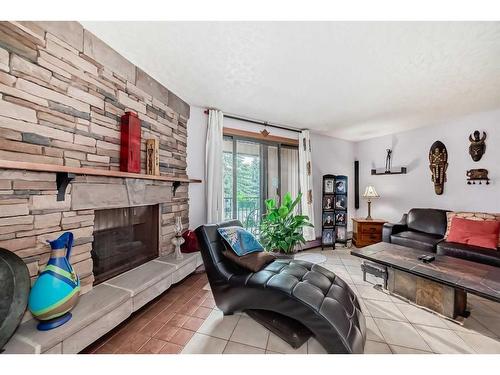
28;232;81;331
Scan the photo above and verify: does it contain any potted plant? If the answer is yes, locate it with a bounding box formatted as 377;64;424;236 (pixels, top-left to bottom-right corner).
260;192;314;256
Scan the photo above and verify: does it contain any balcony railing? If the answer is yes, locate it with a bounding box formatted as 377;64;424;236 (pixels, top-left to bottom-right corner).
223;196;261;234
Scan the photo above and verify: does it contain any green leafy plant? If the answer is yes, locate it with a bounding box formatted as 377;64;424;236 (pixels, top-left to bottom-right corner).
260;192;314;253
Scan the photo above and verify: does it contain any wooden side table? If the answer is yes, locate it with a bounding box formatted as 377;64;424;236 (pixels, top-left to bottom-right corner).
352;218;386;248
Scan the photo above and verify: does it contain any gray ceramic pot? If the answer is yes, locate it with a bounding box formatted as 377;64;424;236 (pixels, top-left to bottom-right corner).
0;248;30;352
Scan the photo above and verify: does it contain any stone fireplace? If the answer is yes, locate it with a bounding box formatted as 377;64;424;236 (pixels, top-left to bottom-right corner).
0;21;201;353
0;21;193;293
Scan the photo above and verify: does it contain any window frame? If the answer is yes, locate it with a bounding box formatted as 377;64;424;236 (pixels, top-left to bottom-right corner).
223;132;300;223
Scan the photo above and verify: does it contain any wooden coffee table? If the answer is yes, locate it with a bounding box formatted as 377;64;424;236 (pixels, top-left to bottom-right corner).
351;242;500;319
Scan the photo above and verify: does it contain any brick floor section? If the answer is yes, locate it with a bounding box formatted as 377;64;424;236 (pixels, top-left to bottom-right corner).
81;272;211;354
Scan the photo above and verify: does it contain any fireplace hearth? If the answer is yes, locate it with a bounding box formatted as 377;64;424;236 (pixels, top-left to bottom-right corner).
92;205;159;285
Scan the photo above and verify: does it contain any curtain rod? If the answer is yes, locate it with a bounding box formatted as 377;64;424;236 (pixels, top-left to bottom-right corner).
203;109;303;134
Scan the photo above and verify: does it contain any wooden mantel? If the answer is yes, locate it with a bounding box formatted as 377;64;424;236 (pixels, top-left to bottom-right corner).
0;159;202;200
0;160;202;183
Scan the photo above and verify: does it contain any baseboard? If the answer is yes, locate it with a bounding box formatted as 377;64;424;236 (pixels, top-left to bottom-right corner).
302;238;322;250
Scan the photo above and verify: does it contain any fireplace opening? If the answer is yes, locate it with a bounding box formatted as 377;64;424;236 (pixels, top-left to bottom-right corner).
91;205;159;285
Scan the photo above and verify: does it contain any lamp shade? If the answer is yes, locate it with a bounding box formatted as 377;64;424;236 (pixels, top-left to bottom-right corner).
363;185;379;199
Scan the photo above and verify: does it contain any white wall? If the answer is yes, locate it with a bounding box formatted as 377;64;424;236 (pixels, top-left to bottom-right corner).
354;109;500;223
311;133;355;237
186;106;208;229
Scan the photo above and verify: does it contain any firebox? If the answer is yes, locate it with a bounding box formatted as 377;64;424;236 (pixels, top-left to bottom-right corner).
91;205;159;285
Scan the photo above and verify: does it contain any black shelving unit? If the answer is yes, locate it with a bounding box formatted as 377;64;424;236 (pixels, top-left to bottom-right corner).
321;174;348;250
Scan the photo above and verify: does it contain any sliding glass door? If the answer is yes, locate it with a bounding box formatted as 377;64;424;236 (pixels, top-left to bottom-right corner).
223;135;299;234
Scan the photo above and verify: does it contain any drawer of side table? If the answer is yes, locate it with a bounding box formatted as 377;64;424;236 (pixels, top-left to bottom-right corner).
361;224;382;234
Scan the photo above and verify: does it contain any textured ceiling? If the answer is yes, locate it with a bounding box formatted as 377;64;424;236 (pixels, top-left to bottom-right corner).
82;22;500;141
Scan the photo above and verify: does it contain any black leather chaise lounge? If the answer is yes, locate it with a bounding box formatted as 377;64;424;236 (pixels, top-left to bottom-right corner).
195;220;366;354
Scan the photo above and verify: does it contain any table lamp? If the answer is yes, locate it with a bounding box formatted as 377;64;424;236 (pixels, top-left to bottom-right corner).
363;185;379;220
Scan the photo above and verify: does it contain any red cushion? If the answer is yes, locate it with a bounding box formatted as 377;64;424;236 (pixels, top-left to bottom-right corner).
181;230;200;253
446;217;500;250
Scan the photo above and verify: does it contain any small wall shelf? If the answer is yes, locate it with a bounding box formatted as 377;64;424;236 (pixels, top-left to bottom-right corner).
371;167;407;175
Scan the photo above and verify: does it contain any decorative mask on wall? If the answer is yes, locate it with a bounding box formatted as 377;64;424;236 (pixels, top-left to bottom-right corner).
468;130;487;162
429;141;448;195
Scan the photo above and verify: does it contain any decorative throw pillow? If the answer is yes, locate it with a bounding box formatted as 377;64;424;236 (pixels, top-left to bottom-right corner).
181;230;200;253
222;248;276;272
217;226;264;256
444;211;500;248
446;217;500;250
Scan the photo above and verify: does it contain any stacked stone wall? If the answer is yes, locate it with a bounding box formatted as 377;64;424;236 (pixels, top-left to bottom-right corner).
0;21;191;294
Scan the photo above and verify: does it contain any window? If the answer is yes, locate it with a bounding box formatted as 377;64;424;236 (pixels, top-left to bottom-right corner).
223;134;300;233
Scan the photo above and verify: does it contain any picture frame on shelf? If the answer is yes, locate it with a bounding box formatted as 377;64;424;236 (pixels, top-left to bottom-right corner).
322;229;335;245
335;176;347;194
323;195;334;210
323;213;335;227
146;139;160;176
336;226;347;242
335;195;347;210
324;178;335;194
335;211;347;225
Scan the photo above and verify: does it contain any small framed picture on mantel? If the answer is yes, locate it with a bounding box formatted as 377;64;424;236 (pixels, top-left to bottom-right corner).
146;139;160;176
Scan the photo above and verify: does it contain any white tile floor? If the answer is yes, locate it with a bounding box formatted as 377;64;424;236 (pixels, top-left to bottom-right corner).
182;247;500;354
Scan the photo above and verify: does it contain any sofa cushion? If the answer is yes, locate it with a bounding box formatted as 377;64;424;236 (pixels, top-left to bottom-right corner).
217;226;264;256
444;211;500;248
447;217;500;250
391;231;443;252
407;208;449;237
436;241;500;267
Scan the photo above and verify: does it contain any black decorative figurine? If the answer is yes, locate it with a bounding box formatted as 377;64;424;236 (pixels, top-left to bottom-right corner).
385;149;392;173
469;131;486;162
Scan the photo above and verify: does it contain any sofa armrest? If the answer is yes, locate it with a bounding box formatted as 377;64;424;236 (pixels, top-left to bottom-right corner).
382;214;408;243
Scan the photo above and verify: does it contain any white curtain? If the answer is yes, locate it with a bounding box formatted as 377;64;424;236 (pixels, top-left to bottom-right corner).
298;130;315;241
205;109;224;223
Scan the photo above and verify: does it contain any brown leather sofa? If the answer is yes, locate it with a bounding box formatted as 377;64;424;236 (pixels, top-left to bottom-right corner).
382;208;500;267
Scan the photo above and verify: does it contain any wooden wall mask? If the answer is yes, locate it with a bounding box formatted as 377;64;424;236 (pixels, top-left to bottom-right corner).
429;141;448;195
469;130;486;162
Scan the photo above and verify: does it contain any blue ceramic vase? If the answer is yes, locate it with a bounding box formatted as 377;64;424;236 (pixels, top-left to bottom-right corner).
28;232;81;331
